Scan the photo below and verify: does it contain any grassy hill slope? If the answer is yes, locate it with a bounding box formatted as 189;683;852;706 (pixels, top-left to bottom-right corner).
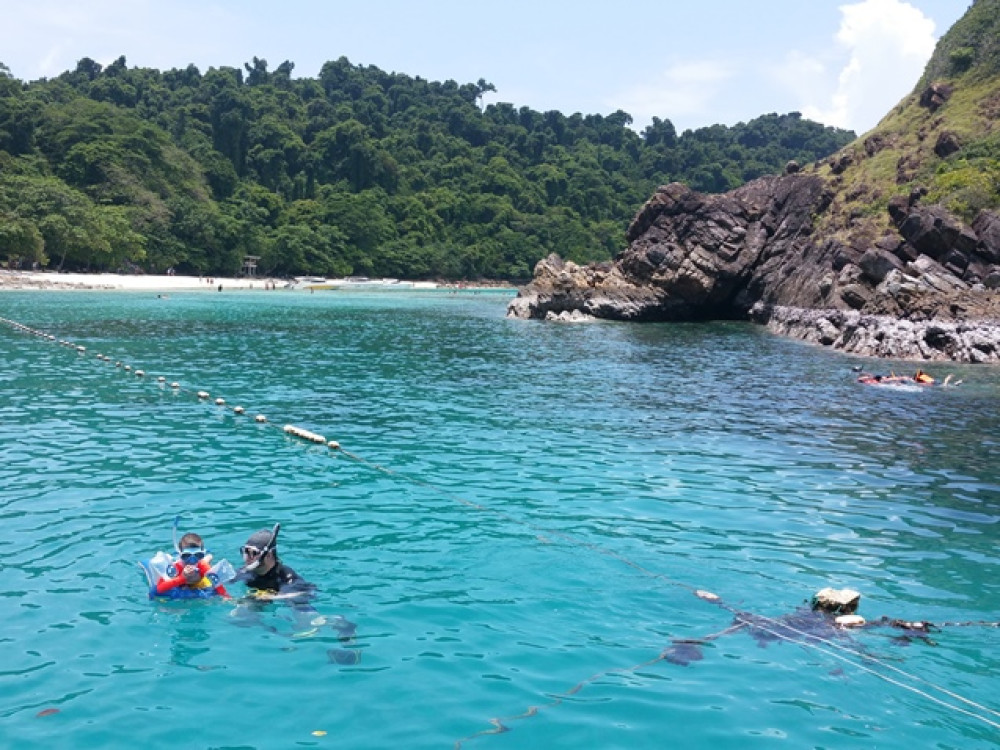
813;0;999;242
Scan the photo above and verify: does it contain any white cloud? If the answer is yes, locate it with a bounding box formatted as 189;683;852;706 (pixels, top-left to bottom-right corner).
770;50;830;110
795;0;938;133
609;60;733;132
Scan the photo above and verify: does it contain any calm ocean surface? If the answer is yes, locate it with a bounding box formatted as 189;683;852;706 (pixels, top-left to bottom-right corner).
1;289;998;749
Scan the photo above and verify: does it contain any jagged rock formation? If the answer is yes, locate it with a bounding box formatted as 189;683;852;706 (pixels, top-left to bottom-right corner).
509;173;835;322
508;0;1000;363
507;175;1000;361
753;306;1000;363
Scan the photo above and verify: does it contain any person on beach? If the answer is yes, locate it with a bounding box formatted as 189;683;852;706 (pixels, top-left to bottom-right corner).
154;532;229;597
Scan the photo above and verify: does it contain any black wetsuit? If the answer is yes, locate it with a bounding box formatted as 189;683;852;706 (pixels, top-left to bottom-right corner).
241;561;317;616
244;560;313;596
236;558;358;651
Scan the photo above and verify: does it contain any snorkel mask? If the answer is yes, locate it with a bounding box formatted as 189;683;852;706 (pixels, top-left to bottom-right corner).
172;516;209;567
179;548;207;565
240;523;281;573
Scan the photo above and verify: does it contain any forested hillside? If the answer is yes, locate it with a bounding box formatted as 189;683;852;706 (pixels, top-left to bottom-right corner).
0;56;855;280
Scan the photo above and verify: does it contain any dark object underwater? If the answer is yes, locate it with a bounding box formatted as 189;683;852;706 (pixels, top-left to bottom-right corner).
662;588;937;666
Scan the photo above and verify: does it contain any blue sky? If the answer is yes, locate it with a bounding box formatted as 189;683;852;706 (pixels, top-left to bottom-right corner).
0;0;974;135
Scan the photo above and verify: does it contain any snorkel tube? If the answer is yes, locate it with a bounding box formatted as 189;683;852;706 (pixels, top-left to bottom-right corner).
172;514;182;554
240;522;281;574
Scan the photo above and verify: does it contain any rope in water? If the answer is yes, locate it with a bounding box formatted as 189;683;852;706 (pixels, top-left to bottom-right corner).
452;592;1000;748
735;615;1000;730
3;315;998;739
0;316;342;448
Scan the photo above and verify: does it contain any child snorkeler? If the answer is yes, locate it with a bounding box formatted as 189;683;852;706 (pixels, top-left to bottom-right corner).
154;532;230;598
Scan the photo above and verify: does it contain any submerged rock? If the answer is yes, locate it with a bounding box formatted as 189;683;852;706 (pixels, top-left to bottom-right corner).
663;641;704;666
544;309;598;323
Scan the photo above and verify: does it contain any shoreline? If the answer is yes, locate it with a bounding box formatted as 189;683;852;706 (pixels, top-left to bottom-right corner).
0;270;518;292
0;270;274;291
750;303;1000;364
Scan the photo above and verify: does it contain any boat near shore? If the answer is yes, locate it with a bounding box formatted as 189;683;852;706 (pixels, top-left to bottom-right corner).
287;276;436;291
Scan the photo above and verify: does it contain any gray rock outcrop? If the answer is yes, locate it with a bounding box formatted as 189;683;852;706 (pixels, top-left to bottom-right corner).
508;174;1000;362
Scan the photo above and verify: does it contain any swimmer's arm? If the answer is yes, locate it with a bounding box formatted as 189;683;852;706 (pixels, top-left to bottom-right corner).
155;562;205;593
155;571;188;594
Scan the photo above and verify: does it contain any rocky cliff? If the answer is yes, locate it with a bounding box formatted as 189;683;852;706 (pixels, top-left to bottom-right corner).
508;0;1000;364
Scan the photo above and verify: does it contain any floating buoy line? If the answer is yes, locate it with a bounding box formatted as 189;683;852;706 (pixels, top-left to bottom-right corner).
0;316;343;451
2;314;998;740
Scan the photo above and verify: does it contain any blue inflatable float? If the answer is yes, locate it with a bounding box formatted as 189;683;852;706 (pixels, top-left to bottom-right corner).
139;551;236;600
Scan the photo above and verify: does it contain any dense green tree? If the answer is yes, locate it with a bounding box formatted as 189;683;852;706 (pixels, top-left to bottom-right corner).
0;55;855;279
0;216;46;266
0;175;145;271
0;96;38;153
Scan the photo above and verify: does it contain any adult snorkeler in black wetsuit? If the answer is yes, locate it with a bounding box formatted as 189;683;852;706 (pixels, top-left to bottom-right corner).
232;524;359;663
238;525;314;598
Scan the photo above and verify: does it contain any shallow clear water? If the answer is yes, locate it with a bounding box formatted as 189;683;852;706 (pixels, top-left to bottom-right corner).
1;289;998;749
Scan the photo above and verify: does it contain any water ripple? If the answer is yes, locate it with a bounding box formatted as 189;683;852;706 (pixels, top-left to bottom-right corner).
1;292;998;748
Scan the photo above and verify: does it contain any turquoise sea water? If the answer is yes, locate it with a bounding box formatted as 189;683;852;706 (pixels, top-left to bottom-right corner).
1;289;998;750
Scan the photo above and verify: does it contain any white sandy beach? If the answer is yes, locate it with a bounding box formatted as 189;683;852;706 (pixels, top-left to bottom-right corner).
0;270;513;292
0;270;282;291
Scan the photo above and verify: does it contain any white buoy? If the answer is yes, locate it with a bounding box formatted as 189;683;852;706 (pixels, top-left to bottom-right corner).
215;397;225;405
283;425;326;443
328;440;341;450
233;406;245;414
255;415;267;423
124;365;132;371
77;346;86;352
835;614;866;628
171;382;180;389
157;376;166;382
135;370;145;377
695;590;720;602
197;390;210;399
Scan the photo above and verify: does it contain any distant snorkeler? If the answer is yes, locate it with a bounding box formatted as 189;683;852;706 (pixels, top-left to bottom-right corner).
853;366;962;388
662;587;940;666
451;586;990;748
230;523;360;665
